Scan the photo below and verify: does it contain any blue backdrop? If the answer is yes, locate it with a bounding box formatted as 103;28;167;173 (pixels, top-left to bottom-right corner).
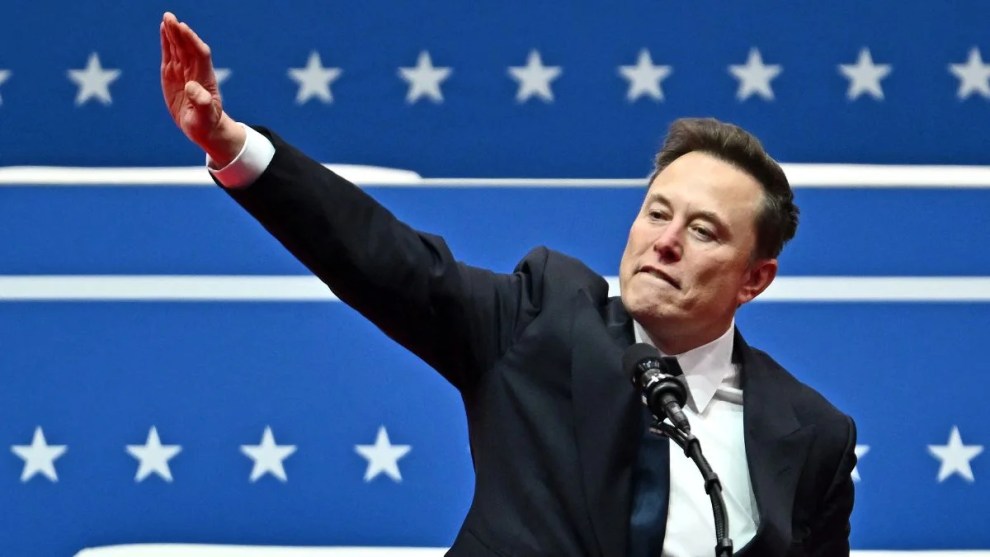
1;1;989;555
2;0;990;173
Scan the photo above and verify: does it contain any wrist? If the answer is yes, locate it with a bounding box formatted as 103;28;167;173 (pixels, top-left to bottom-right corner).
202;114;246;168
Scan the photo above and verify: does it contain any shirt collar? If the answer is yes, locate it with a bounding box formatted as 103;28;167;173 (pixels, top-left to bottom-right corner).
632;320;738;413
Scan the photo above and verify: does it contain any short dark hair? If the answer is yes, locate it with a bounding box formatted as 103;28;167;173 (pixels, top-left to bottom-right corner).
651;117;798;260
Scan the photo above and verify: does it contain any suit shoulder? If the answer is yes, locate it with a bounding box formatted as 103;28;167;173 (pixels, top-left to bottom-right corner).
513;246;610;302
746;346;853;428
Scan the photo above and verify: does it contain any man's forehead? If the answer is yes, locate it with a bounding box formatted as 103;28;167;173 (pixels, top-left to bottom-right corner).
652;151;753;183
647;154;764;206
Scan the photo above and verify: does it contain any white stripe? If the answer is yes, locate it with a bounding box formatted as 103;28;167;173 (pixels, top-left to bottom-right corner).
414;178;647;187
76;546;448;557
610;276;990;302
2;275;989;302
0;165;421;186
758;276;990;302
420;164;990;188
780;164;990;188
0;276;339;301
3;164;990;188
72;545;988;557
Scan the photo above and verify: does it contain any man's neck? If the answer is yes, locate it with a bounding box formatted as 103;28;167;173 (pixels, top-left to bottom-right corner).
638;319;735;356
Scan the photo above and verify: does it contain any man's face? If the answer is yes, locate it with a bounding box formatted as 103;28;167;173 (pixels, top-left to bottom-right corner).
618;151;777;353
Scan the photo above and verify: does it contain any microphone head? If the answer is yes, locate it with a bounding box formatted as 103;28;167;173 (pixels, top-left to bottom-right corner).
622;343;662;384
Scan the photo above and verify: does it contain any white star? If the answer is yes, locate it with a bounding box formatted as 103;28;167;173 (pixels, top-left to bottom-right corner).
851;444;870;482
949;47;990;100
288;51;342;105
619;49;672;102
126;426;182;482
240;426;297;482
728;48;782;101
508;50;562;103
928;426;983;483
355;425;411;482
399;51;452;104
0;69;10;106
214;68;231;86
11;427;67;482
839;48;891;101
67;52;121;106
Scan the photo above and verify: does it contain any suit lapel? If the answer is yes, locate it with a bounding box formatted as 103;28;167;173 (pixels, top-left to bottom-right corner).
735;331;815;554
569;309;814;555
570;292;639;557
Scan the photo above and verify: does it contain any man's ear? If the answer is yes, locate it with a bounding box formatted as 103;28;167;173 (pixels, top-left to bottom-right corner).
737;258;778;305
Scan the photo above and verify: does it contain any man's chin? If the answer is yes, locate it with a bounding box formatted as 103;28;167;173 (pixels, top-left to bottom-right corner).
622;295;677;324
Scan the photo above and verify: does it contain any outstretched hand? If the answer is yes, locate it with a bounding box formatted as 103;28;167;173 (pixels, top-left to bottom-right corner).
160;12;244;166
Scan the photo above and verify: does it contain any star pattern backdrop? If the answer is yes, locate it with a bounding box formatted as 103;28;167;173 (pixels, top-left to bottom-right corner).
1;0;989;555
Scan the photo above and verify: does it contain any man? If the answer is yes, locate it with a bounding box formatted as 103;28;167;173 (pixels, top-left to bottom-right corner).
160;12;856;556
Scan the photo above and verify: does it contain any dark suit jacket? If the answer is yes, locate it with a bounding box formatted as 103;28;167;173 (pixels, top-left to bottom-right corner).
225;127;857;557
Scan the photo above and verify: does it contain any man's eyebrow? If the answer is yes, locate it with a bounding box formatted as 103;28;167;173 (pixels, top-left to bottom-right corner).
646;193;730;231
693;210;734;239
646;192;670;205
694;210;728;228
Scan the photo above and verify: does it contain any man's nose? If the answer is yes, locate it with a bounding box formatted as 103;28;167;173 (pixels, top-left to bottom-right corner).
652;224;683;262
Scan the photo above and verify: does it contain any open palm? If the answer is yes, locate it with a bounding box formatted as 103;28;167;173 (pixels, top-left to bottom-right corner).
160;12;224;147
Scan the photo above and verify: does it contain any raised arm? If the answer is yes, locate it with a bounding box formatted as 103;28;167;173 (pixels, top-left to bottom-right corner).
157;13;546;391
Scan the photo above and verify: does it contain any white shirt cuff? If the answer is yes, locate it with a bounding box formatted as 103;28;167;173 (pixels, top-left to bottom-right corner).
207;123;276;189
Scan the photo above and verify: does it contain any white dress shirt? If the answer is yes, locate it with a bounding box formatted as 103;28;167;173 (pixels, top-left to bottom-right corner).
211;127;759;554
208;123;275;187
633;320;759;556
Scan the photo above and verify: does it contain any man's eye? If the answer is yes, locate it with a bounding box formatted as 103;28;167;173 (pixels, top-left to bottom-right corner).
692;226;715;241
648;210;669;220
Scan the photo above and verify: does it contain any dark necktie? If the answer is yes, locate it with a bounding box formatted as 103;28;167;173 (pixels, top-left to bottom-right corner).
628;406;670;557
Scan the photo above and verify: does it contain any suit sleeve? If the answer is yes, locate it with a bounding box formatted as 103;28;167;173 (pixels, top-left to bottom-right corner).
222;127;542;391
805;414;857;556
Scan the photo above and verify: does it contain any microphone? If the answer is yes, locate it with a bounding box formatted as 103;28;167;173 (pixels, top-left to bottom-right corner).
623;343;691;433
624;344;733;555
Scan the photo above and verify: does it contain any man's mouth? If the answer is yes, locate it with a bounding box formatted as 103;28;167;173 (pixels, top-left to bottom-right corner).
638;266;681;289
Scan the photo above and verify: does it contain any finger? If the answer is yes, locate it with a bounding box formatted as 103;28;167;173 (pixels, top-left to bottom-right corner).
164;14;191;66
164;22;182;78
169;19;191;63
163;14;182;66
174;21;196;57
181;21;212;60
185;80;211;107
178;22;212;69
163;12;180;48
160;22;171;68
187;80;223;125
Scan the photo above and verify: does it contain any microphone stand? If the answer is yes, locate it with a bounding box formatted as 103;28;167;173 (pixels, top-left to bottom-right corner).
653;418;733;557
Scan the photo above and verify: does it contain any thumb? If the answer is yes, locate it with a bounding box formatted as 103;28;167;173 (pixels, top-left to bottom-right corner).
184;80;222;121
